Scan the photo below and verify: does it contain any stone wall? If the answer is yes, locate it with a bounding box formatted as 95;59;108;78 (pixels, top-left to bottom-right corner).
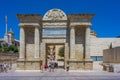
75;27;85;60
75;44;84;60
25;27;35;44
103;47;120;63
26;44;35;60
90;38;120;56
0;53;18;64
68;61;93;70
102;47;120;72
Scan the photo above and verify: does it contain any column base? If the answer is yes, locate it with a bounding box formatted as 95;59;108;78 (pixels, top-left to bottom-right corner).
68;60;93;70
17;59;42;70
18;58;25;61
85;58;93;61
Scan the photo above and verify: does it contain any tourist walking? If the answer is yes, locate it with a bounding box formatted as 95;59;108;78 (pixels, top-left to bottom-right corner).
51;63;55;72
0;64;2;72
66;63;70;71
48;63;51;72
3;63;8;72
40;64;43;73
44;63;47;71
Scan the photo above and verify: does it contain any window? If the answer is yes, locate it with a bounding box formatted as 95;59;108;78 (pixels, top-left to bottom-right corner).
91;56;103;61
91;56;97;61
97;56;103;61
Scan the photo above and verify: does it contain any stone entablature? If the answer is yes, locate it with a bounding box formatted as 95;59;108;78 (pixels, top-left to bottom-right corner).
17;14;42;27
43;22;67;28
68;14;94;22
42;39;66;43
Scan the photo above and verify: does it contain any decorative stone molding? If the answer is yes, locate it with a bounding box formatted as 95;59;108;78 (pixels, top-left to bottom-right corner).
19;23;40;26
70;22;92;26
43;9;67;20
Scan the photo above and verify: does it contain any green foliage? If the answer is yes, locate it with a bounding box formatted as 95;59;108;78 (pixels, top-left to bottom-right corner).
116;36;120;38
58;47;64;57
13;47;19;53
109;43;112;49
0;45;2;48
3;47;9;52
0;48;2;52
57;59;64;61
0;45;2;52
8;45;15;51
0;45;19;53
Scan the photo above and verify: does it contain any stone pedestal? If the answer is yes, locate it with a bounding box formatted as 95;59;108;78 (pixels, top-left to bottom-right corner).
68;60;93;70
17;60;42;70
64;43;69;69
40;42;46;65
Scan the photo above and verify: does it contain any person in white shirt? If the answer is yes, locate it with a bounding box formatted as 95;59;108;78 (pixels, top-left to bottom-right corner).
3;63;8;72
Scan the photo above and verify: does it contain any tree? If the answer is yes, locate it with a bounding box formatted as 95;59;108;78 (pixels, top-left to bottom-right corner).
3;47;9;52
13;47;19;53
58;47;64;57
116;35;120;38
0;45;19;53
8;45;19;53
109;43;112;49
8;45;15;51
0;45;2;52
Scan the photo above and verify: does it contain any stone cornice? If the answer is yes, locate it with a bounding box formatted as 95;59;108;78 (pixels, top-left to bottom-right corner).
16;14;42;21
19;23;40;27
69;22;92;27
68;14;94;20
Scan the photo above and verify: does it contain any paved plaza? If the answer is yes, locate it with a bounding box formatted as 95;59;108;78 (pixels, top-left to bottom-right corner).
0;70;120;80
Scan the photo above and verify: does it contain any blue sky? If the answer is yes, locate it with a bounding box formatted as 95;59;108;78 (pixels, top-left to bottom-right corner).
0;0;120;40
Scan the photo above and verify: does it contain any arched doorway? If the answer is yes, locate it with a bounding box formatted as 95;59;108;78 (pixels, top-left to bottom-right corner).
46;44;65;69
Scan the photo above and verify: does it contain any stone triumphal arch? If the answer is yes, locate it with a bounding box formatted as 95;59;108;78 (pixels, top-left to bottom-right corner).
17;9;94;70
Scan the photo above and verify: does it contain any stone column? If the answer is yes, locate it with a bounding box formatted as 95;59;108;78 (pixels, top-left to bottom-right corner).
85;27;90;59
65;43;69;60
40;42;46;64
19;27;25;59
70;27;75;59
64;43;69;68
34;26;40;58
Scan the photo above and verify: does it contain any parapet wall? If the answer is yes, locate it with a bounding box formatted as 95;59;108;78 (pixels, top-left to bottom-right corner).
103;47;120;63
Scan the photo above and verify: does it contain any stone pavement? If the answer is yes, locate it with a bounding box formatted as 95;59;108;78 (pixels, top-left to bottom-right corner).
0;70;120;80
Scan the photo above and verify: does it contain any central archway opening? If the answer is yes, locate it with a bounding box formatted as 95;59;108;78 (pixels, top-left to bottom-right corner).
46;43;65;69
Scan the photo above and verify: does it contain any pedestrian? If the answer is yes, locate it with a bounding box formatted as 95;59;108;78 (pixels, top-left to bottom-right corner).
51;63;54;72
1;64;4;72
3;63;8;72
55;62;58;68
66;63;70;72
40;64;43;73
44;63;47;71
0;64;2;72
48;63;51;72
